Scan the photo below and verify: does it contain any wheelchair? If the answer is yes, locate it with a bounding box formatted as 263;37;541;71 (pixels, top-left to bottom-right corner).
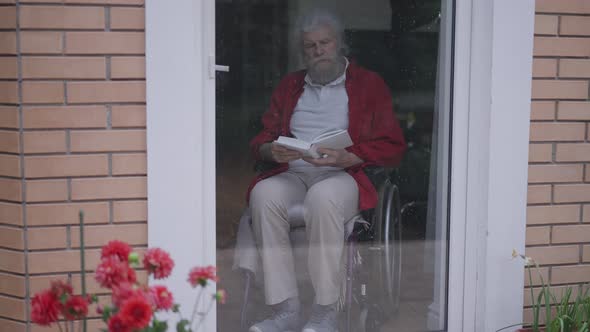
235;167;411;332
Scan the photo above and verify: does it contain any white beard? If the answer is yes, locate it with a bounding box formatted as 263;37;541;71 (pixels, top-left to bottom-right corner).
306;56;345;85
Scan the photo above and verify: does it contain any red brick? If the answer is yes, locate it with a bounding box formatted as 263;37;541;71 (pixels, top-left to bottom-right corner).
0;82;18;104
71;177;147;200
0;106;18;129
529;164;583;183
22;57;107;79
23;131;67;153
0;319;24;332
0;7;16;29
536;0;590;14
0;32;17;55
527;204;580;224
558;101;590;120
560;16;590;36
534;15;558;35
0;294;25;320
528;143;552;162
534;37;590;57
27;249;101;274
23;106;107;129
0;249;24;273
112;153;146;175
0;154;20;177
524;266;549;287
525;245;579;265
559;59;590;78
27;227;67;250
70;129;146;152
0;178;21;202
530;123;585;142
20;31;63;54
554;184;590;203
0;202;22;226
552;265;590;284
70;223;147;247
111;105;146;128
552;224;590;243
527;185;551;204
66;32;144;55
585;205;590;223
20;6;105;29
526;226;550;245
0;273;25;297
25;179;68;202
67;81;145;103
531;80;588;99
25;155;109;178
0;57;17;79
0;226;23;250
22;81;65;104
111;56;145;79
113;200;146;222
584;245;590;262
110;7;144;30
532;58;557;78
26;202;109;226
0;130;19;153
555;143;590;162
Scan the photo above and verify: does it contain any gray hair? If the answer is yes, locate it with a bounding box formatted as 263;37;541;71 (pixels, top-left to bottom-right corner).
294;9;349;57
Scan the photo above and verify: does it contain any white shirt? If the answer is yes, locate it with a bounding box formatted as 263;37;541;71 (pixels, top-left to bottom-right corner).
289;59;349;171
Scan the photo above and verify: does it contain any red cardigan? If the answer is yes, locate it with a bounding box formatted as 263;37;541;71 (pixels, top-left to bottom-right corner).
248;62;407;211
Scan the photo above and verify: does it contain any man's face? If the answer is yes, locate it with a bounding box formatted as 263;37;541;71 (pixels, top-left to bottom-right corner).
302;25;342;82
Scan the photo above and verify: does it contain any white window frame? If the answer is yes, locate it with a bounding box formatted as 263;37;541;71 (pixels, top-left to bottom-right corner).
145;0;535;330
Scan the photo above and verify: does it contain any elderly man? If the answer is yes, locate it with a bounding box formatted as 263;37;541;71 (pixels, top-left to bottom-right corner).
247;10;406;332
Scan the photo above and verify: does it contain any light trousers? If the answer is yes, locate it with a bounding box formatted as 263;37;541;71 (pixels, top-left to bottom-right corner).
249;169;359;305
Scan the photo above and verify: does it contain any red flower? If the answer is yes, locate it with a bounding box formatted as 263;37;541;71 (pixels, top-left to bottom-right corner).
149;285;174;311
143;248;174;279
50;280;73;301
108;314;132;332
31;289;60;326
188;266;218;287
101;240;132;262
62;295;89;320
95;256;135;289
112;282;145;308
118;295;153;329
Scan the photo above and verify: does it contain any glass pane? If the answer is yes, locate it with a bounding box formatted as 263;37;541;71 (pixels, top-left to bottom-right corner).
216;1;453;331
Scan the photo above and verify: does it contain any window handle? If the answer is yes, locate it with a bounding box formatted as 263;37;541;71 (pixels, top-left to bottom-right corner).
209;55;229;78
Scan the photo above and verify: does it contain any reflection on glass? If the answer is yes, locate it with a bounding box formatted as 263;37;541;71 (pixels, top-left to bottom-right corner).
216;1;452;331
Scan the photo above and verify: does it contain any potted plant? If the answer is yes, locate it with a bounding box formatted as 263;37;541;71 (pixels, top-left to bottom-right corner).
499;250;590;332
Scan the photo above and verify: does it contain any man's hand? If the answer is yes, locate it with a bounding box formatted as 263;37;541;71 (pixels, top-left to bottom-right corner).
259;142;303;163
303;148;363;168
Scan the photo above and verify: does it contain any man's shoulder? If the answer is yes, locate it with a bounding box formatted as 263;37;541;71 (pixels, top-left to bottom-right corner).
348;62;385;83
273;69;306;92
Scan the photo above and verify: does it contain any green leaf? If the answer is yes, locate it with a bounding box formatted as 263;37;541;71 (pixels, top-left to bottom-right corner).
172;304;181;313
176;319;191;332
151;320;168;332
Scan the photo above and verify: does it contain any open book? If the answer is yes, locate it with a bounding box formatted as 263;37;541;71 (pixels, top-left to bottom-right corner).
274;129;353;159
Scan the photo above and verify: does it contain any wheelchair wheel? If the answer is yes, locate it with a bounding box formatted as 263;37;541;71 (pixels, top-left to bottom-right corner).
371;179;402;314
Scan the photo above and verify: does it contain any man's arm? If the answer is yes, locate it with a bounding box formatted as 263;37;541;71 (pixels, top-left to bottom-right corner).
345;74;406;167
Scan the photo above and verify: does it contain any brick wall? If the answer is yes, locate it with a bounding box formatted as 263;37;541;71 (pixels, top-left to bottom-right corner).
0;1;147;330
525;0;590;322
